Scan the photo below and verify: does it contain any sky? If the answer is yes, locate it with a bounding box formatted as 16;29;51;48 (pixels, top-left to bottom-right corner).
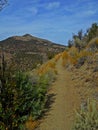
0;0;98;45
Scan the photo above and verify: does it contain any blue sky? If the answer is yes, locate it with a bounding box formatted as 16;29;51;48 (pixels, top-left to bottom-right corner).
0;0;98;45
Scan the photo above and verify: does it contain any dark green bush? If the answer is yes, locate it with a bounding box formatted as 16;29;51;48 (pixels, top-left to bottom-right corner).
0;70;48;130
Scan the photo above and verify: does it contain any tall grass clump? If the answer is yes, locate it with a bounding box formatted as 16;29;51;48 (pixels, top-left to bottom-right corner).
68;46;79;58
87;37;98;52
72;99;98;130
68;47;79;65
61;51;69;66
37;60;57;77
54;53;62;62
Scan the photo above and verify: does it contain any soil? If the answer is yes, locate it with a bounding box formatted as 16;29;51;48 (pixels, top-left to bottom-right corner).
35;55;98;130
36;58;81;130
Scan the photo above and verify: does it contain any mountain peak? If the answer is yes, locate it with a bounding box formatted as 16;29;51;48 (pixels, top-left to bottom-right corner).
11;34;34;41
23;34;33;38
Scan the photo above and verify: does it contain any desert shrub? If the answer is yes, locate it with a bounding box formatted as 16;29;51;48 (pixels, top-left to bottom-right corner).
74;37;83;51
54;53;62;62
0;50;55;130
79;50;93;57
61;49;78;67
0;71;33;130
69;56;78;65
72;99;98;130
74;49;93;68
67;47;79;65
30;74;49;120
87;37;98;52
47;51;55;60
68;46;79;58
87;23;98;42
0;70;49;130
45;69;57;83
37;60;57;77
61;51;69;66
62;51;69;59
61;46;93;67
47;61;56;69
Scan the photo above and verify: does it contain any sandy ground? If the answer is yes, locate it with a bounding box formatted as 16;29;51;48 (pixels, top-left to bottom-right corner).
34;56;98;130
36;58;81;130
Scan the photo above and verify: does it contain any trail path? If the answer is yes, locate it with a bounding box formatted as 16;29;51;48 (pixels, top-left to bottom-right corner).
37;58;81;130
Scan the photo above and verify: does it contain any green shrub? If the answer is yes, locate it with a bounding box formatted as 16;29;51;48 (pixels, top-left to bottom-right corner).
30;74;49;120
0;70;49;130
0;71;32;129
72;99;98;130
47;51;55;60
87;37;98;52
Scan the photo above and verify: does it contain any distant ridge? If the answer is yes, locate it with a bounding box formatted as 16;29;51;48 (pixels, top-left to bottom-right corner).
0;34;65;46
0;34;66;71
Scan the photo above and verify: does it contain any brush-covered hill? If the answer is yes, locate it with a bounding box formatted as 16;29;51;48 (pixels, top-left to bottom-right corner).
33;38;98;130
0;34;66;71
32;23;98;130
0;23;98;130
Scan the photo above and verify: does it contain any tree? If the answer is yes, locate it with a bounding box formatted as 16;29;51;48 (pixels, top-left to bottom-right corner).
78;29;83;40
87;23;98;42
72;30;85;51
0;0;7;11
68;40;73;48
73;37;82;51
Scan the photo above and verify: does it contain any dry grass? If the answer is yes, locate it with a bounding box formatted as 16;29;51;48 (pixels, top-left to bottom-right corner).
62;51;69;59
79;50;93;57
54;53;62;62
68;46;79;57
59;46;93;67
87;37;98;51
88;37;98;45
60;50;78;66
37;60;57;76
61;51;69;66
25;117;39;130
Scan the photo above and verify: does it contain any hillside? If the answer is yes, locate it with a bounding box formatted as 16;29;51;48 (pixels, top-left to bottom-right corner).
0;34;65;71
22;44;98;130
0;23;98;130
31;24;98;129
34;45;98;130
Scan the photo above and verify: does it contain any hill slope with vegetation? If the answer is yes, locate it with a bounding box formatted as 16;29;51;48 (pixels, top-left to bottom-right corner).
36;23;98;130
0;23;98;130
0;34;65;71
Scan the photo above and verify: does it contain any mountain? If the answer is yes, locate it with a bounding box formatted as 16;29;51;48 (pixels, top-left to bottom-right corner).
0;34;66;71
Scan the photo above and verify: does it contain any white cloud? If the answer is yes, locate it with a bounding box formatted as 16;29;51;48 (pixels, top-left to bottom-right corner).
46;2;60;10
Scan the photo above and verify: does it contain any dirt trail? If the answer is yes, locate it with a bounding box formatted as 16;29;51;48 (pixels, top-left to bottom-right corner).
37;58;81;130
